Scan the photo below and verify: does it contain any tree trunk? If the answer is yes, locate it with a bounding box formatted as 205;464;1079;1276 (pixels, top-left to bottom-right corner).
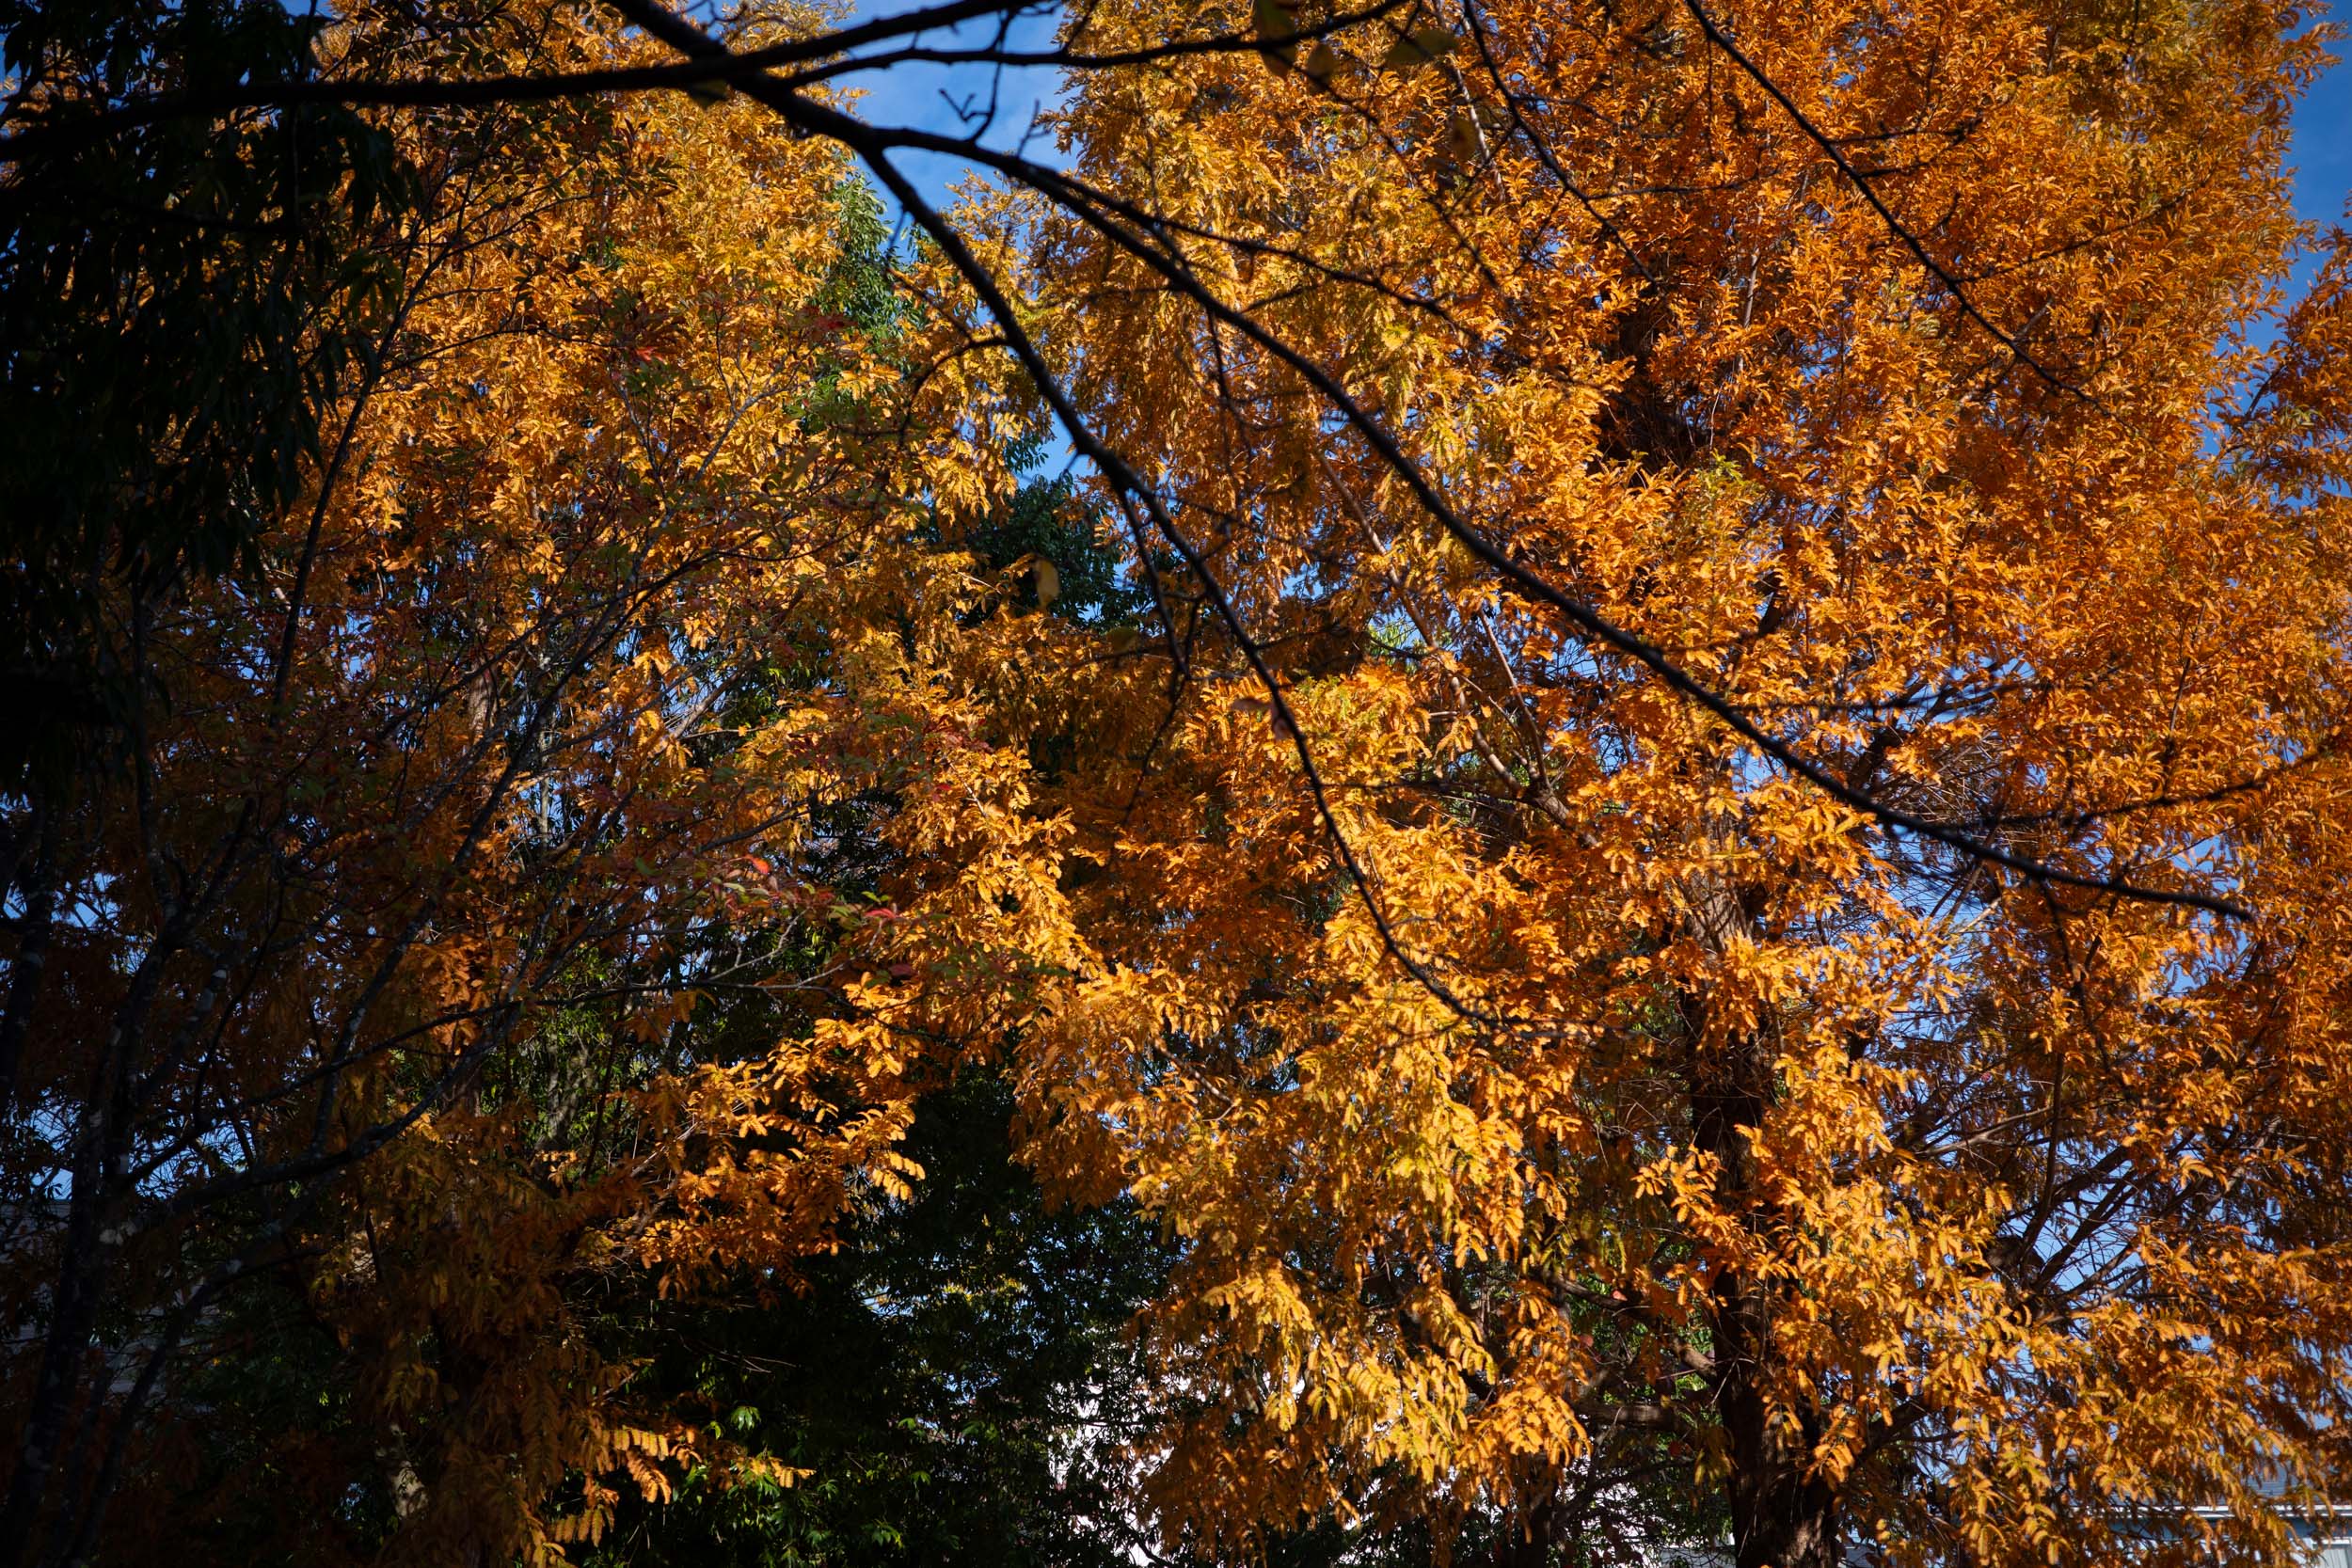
1713;1272;1838;1568
1685;865;1840;1568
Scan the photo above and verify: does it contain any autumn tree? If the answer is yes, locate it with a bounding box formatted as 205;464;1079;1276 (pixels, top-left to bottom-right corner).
996;6;2352;1568
12;2;2352;1567
0;4;1078;1561
654;2;2352;1563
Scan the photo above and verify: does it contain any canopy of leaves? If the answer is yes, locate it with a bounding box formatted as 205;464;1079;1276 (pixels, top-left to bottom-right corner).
6;3;2352;1568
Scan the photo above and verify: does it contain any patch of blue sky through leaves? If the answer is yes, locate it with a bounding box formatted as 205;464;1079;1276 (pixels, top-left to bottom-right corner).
841;1;1071;223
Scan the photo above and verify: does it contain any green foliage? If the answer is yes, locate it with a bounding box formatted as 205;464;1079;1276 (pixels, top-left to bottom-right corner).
129;1266;391;1568
958;442;1155;628
0;0;414;787
585;1071;1168;1568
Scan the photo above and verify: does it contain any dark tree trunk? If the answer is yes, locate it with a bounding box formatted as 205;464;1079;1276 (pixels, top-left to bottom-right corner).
1686;869;1840;1568
1712;1269;1839;1568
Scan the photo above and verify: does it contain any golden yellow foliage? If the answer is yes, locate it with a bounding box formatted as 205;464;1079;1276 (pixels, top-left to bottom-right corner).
11;3;2352;1566
920;2;2352;1564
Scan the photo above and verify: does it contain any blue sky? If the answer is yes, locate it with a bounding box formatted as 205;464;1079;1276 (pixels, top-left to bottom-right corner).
837;2;1068;220
2294;31;2350;233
